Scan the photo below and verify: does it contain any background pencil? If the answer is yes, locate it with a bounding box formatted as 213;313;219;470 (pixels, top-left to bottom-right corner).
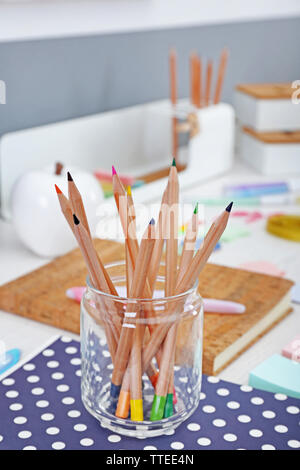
213;47;229;104
204;59;213;107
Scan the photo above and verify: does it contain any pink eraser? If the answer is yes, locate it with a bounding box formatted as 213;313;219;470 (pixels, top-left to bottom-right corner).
282;335;300;362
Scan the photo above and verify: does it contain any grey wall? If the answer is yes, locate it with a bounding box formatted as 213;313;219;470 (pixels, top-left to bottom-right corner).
0;17;300;137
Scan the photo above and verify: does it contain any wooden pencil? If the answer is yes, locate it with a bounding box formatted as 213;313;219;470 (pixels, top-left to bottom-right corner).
213;48;229;105
110;219;156;402
67;172;91;237
169;48;178;161
177;202;199;286
165;158;179;297
190;53;202;109
204;59;213;107
150;203;233;420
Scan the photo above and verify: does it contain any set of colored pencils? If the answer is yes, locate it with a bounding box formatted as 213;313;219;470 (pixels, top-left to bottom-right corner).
55;162;232;422
170;47;229;160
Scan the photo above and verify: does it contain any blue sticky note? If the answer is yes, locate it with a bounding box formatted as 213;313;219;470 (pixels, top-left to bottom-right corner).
0;349;20;375
291;283;300;304
249;354;300;399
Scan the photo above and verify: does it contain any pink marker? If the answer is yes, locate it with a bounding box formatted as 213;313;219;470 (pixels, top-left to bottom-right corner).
203;298;246;314
66;287;86;303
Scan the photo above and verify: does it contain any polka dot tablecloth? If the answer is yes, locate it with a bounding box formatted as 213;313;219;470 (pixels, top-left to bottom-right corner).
0;336;299;450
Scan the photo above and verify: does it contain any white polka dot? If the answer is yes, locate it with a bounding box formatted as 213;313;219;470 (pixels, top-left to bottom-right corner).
107;364;113;370
18;431;32;439
249;429;263;438
70;358;81;366
74;424;87;432
13;416;27;425
202;405;215;413
261;444;276;450
164;429;175;435
179;377;188;383
274;424;288;433
65;347;77;355
5;390;19;398
2;378;15;386
197;437;211;446
240;385;252;392
23;446;36;450
144;446;157;450
61;336;72;343
170;441;184;449
43;349;55;357
238;415;251;423
67;410;81;418
0;435;3;443
62;397;75;405
207;376;220;383
274;393;287;401
31;387;44;396
262;410;276;419
199;392;206;400
23;363;35;371
46;427;60;435
51;372;64;380
286;405;299;415
99;338;106;346
80;438;94;447
187;423;200;431
217;388;230;397
223;433;237;442
92;363;100;372
213;419;226;427
56;384;69;392
41;413;55;421
102;350;110;357
52;441;66;450
227;401;240;409
108;434;121;443
251;397;264;405
36;400;49;408
75;370;81;377
9;403;23;411
288;440;300;449
47;361;59;369
27;375;40;383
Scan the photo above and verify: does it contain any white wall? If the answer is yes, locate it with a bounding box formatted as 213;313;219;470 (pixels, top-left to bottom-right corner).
1;0;300;42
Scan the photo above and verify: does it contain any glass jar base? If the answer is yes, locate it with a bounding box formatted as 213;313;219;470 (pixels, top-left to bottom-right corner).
82;395;200;439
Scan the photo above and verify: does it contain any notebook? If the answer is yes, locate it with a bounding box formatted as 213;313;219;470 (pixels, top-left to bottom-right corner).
0;336;299;450
0;239;294;375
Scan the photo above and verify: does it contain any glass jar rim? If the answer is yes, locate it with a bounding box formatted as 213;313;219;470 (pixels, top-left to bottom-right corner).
85;260;201;304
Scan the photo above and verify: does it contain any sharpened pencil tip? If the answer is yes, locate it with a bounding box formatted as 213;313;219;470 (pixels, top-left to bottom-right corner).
226;201;233;213
54;184;62;194
112;165;117;176
67;171;73;182
194;202;198;214
172;157;176;167
127;185;132;196
149;218;155;225
73;214;80;225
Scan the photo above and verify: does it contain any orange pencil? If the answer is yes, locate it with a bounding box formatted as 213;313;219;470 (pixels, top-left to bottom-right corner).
204;59;213;107
213;47;229;104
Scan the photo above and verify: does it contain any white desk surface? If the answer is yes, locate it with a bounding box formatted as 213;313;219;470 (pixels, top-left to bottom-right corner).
0;160;299;385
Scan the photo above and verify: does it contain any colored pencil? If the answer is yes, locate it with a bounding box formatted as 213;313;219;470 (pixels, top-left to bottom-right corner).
204;59;213;107
213;47;228;105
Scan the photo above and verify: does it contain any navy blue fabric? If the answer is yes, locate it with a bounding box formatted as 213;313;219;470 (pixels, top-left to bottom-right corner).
0;337;299;450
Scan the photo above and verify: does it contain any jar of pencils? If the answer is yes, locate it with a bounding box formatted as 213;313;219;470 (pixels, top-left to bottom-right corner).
80;261;203;438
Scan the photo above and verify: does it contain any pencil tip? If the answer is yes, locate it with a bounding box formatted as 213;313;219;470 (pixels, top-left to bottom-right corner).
73;214;80;225
54;184;62;194
194;202;198;214
226;201;233;213
67;171;73;182
172;157;176;167
149;218;155;225
127;185;132;196
112;165;117;176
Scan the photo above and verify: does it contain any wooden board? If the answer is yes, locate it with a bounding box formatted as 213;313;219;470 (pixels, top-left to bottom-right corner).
0;239;293;375
236;83;293;100
243;126;300;144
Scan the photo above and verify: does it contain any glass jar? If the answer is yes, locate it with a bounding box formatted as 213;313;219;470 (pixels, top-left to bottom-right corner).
80;261;203;438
